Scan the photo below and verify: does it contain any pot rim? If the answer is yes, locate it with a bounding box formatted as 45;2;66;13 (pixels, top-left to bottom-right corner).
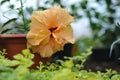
0;34;26;38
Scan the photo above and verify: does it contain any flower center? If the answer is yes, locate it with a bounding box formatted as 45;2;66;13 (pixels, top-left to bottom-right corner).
49;27;57;32
49;27;57;37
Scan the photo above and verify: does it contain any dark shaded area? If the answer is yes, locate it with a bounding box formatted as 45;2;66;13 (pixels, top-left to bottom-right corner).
52;43;73;61
84;48;120;73
84;60;120;73
52;44;120;73
90;48;115;61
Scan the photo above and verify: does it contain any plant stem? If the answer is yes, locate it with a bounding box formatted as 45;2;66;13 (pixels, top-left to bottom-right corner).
20;0;26;27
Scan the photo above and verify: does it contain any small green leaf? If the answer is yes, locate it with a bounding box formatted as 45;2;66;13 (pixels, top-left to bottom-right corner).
14;54;24;60
22;49;34;59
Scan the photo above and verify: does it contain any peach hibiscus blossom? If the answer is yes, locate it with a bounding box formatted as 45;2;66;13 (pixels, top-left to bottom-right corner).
27;6;74;57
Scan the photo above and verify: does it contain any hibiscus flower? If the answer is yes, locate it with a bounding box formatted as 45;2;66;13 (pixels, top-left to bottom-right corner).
27;6;74;57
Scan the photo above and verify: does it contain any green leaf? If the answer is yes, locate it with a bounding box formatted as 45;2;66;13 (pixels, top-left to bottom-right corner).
1;29;11;34
14;54;24;60
26;7;33;14
9;4;14;9
0;66;13;72
105;0;111;9
1;18;17;28
0;0;10;5
111;75;120;80
22;49;34;59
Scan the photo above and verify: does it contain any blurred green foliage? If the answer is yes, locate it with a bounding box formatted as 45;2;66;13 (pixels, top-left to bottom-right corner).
0;0;32;34
1;0;120;48
0;48;120;80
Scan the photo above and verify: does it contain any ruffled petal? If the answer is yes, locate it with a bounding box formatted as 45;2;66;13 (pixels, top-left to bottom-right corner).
30;11;49;29
38;44;53;57
51;38;65;53
53;25;75;44
54;6;74;26
27;27;50;46
41;6;74;29
30;38;64;57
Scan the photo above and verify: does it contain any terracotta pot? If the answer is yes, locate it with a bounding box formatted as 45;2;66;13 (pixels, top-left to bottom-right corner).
0;34;27;59
0;34;51;69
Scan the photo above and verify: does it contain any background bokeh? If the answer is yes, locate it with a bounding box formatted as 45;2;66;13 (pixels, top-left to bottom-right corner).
0;0;120;50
